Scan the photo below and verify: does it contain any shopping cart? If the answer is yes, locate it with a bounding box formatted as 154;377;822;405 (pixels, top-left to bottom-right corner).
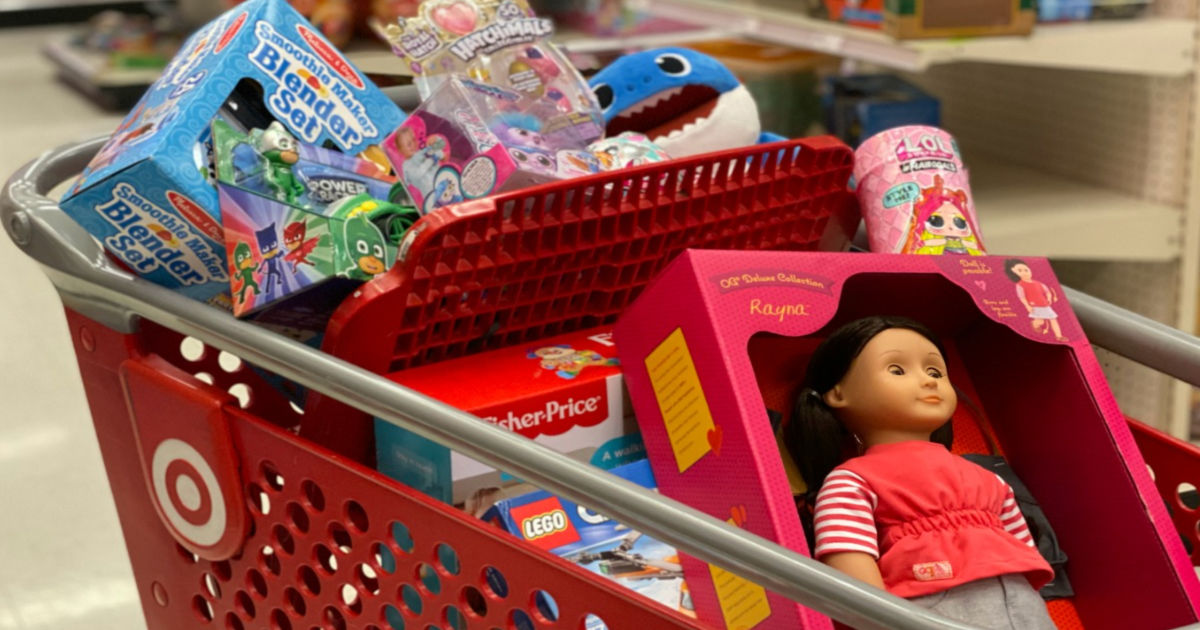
4;133;1200;630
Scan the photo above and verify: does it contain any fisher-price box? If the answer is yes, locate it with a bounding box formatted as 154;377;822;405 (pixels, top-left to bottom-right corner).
614;250;1200;630
375;326;644;505
481;459;695;623
60;0;406;306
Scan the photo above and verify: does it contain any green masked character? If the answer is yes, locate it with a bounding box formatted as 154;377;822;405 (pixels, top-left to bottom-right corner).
232;241;261;303
256;122;305;204
343;214;389;281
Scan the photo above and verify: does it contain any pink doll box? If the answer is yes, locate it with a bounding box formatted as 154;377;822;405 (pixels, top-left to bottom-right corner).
614;250;1200;630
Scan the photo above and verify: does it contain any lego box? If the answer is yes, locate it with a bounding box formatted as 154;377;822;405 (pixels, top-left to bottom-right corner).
375;326;644;505
482;459;695;623
615;250;1200;630
60;0;406;307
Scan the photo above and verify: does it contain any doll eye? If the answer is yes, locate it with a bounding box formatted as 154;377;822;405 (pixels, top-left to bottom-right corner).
537;155;551;167
927;216;945;228
888;365;905;375
655;53;691;77
593;84;614;112
953;217;967;229
926;368;943;378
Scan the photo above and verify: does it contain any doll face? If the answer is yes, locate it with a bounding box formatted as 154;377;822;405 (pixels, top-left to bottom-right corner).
396;129;419;157
825;328;956;444
924;202;972;238
1010;263;1033;282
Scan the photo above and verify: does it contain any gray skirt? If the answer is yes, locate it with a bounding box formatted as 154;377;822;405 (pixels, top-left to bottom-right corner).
908;574;1055;630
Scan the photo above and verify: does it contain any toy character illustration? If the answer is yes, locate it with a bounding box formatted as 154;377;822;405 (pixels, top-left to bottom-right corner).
282;220;321;272
394;125;446;198
556;149;602;178
256;122;306;204
425;166;465;212
784;316;1055;629
1005;259;1067;341
255;224;285;293
231;241;260;304
904;175;984;256
567;532;684;581
343;214;389;280
509;146;558;177
528;345;619;379
589;47;782;158
494;113;550;149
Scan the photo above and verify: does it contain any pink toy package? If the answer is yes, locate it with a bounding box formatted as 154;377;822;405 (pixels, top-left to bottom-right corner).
384;76;603;214
614;250;1200;630
854;126;986;256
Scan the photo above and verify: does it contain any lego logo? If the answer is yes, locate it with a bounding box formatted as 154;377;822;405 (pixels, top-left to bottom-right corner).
296;25;364;89
215;12;247;54
521;511;568;540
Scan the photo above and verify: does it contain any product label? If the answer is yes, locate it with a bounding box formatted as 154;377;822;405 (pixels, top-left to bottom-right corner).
478;380;609;439
96;183;227;286
448;17;554;61
249;21;379;150
510;497;580;549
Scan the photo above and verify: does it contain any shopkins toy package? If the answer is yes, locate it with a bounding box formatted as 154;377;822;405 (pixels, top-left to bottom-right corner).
375;326;644;505
214;118;417;316
60;0;406;306
613;250;1200;630
481;459;696;622
854;125;984;256
383;76;602;213
588;47;784;159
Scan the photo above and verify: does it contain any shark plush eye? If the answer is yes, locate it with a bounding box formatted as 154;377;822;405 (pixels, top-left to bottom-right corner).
593;83;614;112
655;53;691;77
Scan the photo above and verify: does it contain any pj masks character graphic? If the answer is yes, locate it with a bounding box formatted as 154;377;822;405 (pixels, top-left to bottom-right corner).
256;122;306;204
283;220;321;272
342;215;389;281
231;241;260;305
256;224;284;293
528;345;620;379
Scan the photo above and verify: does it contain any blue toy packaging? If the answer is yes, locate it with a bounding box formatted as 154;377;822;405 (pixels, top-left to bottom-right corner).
822;74;940;147
481;459;695;622
60;0;407;307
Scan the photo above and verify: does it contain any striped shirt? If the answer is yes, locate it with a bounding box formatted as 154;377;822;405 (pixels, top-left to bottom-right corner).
813;466;1036;559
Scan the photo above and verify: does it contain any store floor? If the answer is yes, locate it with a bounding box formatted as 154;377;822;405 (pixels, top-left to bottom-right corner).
0;25;145;630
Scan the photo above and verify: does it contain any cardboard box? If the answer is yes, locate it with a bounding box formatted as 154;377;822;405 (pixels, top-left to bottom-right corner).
375;326;644;505
883;0;1035;39
60;0;406;306
822;75;940;148
615;250;1200;630
482;459;695;622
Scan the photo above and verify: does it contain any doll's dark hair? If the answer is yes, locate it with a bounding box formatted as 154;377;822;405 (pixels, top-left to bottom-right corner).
784;316;954;543
1003;258;1029;282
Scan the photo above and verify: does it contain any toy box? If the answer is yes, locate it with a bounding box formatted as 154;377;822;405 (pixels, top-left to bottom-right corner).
481;459;695;622
614;250;1200;630
820;0;884;28
60;0;406;306
212;117;416;316
384;76;603;214
883;0;1035;39
822;74;940;148
375;326;644;505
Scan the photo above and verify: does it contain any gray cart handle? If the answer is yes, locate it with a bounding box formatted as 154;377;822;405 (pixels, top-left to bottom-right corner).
4;137;1197;630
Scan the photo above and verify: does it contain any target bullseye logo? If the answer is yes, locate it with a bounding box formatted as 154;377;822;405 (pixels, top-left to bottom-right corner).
152;439;227;547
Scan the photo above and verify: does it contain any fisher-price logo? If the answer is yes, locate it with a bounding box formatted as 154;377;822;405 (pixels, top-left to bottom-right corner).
249;21;378;150
95;184;227;286
479;381;608;439
511;498;580;549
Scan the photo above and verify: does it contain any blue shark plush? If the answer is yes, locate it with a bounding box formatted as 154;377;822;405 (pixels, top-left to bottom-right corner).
588;47;783;158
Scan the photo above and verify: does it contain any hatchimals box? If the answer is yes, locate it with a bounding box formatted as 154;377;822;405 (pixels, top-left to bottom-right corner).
481;459;695;622
59;0;406;307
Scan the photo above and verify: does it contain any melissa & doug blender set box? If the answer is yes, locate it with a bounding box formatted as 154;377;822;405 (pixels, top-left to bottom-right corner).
375;326;645;505
614;250;1200;630
59;0;406;307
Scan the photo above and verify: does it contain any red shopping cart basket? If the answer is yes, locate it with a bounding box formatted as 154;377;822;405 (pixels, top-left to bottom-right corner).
5;135;1200;630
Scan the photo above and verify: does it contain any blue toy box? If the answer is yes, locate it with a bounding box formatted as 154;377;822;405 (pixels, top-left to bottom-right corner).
822;74;940;148
481;459;695;622
60;0;406;307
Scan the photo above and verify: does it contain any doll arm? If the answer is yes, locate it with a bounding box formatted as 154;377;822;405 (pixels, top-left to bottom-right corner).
996;475;1035;547
1015;284;1031;311
812;470;883;587
823;551;886;590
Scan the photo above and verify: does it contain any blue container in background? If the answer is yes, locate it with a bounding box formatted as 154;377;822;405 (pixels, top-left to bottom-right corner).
822;74;940;148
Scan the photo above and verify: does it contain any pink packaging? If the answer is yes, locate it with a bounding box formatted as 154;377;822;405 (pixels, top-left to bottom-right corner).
853;126;986;255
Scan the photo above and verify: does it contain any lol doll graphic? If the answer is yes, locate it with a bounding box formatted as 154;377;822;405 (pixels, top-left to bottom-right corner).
528;345;620;379
1004;259;1067;342
903;175;984;256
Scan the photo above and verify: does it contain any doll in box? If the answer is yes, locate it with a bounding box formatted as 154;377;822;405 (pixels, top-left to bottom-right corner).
784;315;1055;629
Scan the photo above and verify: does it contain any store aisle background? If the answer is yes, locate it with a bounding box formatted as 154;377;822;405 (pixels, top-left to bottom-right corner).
0;26;146;630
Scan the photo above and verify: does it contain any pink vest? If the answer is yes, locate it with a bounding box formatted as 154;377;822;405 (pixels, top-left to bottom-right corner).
839;441;1054;598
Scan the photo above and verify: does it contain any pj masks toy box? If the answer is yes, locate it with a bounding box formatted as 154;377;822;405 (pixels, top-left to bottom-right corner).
614;250;1200;630
59;0;406;307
